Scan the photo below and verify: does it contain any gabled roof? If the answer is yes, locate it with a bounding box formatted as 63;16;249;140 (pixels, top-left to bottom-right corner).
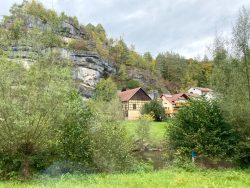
161;93;189;103
119;87;150;102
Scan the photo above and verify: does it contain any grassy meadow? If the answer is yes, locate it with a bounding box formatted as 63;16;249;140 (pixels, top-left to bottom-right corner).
1;169;249;188
121;120;169;145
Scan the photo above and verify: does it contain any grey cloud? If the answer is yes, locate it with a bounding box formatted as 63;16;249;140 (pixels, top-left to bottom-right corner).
1;0;249;58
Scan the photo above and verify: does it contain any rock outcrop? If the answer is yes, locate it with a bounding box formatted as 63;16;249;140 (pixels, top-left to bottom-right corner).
3;13;116;98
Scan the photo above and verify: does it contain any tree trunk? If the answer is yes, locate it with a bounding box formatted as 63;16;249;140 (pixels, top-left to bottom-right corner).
21;158;31;178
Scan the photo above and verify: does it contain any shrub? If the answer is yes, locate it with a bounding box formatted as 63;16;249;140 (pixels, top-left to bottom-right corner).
54;91;93;165
167;99;239;163
91;122;133;172
136;114;153;150
94;78;117;102
68;39;89;51
142;100;165;121
126;79;140;89
0;58;75;178
89;97;134;172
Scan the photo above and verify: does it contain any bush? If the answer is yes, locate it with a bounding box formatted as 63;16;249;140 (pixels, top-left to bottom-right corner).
94;78;117;102
136;115;153;150
126;79;140;89
91;122;134;172
167;99;239;163
88;97;134;172
68;39;89;51
141;100;165;121
54;91;93;165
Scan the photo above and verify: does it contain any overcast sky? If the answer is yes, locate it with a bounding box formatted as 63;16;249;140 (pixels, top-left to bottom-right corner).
0;0;249;58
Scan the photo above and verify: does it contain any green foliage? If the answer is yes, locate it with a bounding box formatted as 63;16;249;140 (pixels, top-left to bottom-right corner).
143;52;153;62
142;100;165;122
210;8;250;166
1;169;250;187
0;57;76;177
126;79;140;89
91;122;133;172
25;0;58;24
68;39;89;51
88;98;134;172
156;52;186;82
168;99;238;162
181;60;212;90
7;18;25;43
54;91;93;164
95;78;117;102
136;115;153;150
117;64;127;81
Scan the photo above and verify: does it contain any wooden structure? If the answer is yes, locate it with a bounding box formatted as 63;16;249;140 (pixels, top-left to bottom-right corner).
160;93;189;117
119;87;151;120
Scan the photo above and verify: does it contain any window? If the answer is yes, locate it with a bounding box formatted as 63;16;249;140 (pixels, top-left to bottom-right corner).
133;104;136;110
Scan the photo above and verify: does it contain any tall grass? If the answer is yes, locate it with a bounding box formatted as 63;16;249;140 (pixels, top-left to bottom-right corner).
1;169;249;188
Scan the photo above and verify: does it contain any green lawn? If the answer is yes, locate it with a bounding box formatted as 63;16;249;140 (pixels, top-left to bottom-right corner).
2;169;249;188
121;120;169;145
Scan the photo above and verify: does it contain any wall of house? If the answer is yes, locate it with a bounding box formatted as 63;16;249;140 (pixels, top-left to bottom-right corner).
126;100;150;120
161;97;174;115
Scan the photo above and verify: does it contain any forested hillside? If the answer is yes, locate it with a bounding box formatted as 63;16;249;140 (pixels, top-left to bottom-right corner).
0;0;213;95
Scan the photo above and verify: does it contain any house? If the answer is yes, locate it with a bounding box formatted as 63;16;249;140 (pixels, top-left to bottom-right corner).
160;93;190;117
119;87;151;120
187;87;215;100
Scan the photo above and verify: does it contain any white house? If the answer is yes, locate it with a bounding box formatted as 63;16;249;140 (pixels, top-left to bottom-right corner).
187;87;216;100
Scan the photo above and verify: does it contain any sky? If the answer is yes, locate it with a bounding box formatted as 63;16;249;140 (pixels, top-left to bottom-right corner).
0;0;249;58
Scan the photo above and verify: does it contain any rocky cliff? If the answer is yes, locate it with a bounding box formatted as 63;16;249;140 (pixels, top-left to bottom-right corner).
2;13;116;98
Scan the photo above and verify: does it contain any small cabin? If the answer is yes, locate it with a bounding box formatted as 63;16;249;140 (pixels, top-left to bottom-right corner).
119;87;151;120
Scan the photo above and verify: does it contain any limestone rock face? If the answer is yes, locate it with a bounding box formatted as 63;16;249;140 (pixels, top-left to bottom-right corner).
3;14;116;98
60;49;116;97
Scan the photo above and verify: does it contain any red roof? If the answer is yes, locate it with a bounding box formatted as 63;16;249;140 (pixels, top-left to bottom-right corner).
161;93;189;103
119;87;142;102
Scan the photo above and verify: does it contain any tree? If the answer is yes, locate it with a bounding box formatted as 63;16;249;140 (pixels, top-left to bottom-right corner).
94;78;117;102
168;99;238;162
55;91;93;165
0;57;76;178
156;52;186;84
143;52;153;62
141;100;165;122
88;95;133;172
118;64;127;81
210;8;250;166
233;6;250;101
126;79;140;89
136;115;153;151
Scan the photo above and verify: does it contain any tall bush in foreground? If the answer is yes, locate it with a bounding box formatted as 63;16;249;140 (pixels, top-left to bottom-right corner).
54;91;93;166
167;99;238;163
0;57;76;178
89;94;134;172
